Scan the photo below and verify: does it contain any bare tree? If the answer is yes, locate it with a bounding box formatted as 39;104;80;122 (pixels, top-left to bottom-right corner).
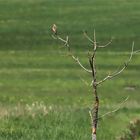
51;24;140;140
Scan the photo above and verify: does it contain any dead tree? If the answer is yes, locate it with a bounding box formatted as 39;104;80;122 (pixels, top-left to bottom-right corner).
51;24;140;140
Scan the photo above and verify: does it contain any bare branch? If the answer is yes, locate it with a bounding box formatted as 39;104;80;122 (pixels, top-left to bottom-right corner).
98;39;112;48
80;77;90;87
52;34;67;43
89;109;93;124
53;34;92;73
134;50;140;54
83;30;113;50
57;36;68;44
90;80;93;86
93;30;97;51
97;42;135;85
83;31;94;44
70;55;92;73
51;34;57;40
98;96;129;119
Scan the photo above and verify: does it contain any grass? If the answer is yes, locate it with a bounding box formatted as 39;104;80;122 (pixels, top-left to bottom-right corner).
0;0;140;51
0;0;140;139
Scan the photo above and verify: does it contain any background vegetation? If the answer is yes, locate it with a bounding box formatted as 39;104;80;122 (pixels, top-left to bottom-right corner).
0;0;140;139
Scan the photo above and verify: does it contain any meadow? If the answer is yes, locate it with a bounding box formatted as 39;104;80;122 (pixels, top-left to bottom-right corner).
0;0;140;139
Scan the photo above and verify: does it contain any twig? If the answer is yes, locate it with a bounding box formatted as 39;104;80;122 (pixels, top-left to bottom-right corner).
134;50;140;54
89;109;93;125
70;55;92;73
53;34;92;73
98;96;129;119
83;31;112;49
83;31;94;44
97;42;135;85
98;39;112;48
80;77;90;87
93;30;97;51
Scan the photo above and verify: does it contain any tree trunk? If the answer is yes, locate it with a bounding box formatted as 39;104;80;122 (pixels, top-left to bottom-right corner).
92;84;99;140
92;133;97;140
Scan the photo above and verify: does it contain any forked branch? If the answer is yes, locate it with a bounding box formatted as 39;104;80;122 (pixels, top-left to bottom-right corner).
96;42;139;85
83;31;112;49
52;26;92;73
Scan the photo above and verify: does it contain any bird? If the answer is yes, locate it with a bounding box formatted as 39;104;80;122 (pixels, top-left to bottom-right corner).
52;24;57;35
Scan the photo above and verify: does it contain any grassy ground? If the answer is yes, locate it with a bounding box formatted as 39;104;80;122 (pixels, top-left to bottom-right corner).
0;0;140;139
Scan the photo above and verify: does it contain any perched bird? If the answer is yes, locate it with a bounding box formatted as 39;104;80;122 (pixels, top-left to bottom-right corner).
52;24;57;35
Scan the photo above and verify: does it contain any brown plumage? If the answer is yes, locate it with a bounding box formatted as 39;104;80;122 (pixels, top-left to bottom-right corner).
52;24;57;35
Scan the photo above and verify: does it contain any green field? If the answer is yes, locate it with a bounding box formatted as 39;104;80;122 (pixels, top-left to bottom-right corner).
0;0;140;139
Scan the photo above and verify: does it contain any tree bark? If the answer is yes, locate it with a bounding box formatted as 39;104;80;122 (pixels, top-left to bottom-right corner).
92;86;99;140
92;133;97;140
